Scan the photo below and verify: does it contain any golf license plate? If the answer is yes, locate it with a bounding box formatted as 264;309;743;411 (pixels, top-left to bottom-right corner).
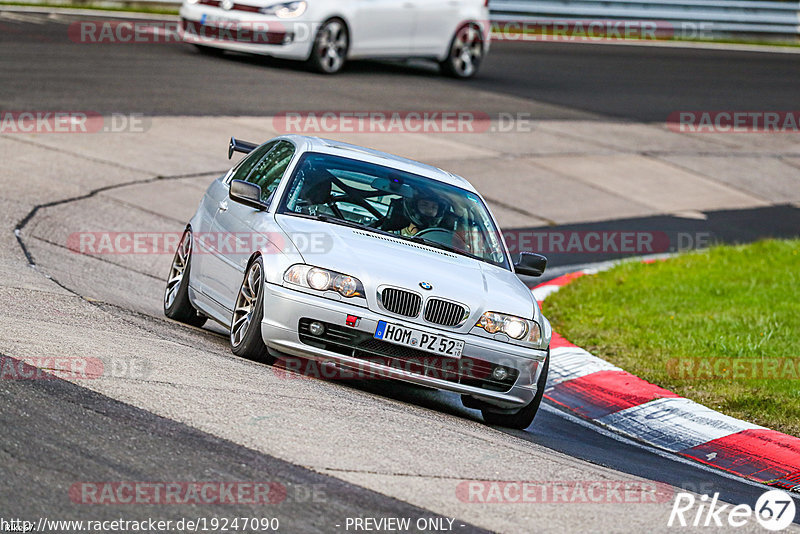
200;14;239;26
374;321;464;358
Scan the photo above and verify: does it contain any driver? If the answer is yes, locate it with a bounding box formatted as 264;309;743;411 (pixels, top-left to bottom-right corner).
397;190;448;237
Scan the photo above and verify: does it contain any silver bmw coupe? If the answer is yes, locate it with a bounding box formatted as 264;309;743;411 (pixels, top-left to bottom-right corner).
165;135;552;429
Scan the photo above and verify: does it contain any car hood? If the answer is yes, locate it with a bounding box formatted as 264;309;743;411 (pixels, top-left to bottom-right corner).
276;214;538;330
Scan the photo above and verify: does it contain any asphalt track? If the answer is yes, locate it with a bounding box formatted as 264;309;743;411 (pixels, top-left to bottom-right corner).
1;360;488;533
2;10;800;534
2;12;800;121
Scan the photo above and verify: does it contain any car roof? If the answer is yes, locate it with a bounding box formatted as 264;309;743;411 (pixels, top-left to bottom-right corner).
278;135;477;192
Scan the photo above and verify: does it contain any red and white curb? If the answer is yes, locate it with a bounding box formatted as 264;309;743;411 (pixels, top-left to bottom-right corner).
534;270;800;493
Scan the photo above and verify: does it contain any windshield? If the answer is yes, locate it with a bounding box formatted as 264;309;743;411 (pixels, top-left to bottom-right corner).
278;152;510;269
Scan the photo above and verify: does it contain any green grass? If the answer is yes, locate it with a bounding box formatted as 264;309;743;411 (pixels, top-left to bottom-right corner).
543;239;800;436
0;1;179;15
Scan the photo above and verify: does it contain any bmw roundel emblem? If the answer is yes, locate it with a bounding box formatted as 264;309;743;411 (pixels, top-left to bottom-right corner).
419;282;433;291
221;0;233;9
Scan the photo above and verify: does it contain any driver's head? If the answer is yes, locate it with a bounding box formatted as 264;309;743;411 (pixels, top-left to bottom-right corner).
403;190;447;230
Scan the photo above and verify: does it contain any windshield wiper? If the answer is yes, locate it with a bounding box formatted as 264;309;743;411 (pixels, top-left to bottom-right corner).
406;235;476;258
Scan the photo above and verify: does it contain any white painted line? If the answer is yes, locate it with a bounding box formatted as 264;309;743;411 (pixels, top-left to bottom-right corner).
596;397;765;452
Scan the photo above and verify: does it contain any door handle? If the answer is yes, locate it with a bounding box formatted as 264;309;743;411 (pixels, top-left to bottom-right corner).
219;200;228;212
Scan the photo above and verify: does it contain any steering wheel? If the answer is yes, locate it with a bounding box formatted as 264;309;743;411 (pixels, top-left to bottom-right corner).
415;228;468;251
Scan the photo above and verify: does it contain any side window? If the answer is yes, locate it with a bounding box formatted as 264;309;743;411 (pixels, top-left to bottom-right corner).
228;141;277;183
244;140;296;204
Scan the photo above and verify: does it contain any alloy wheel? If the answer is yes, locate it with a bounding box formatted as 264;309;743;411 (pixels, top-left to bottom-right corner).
231;261;263;347
165;231;192;310
449;24;483;78
317;21;348;73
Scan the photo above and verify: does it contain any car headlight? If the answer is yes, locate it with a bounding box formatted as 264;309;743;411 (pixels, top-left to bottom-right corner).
185;0;199;4
284;264;365;299
476;312;542;344
259;1;307;17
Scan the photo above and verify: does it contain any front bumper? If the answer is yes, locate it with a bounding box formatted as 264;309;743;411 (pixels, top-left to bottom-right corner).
261;283;547;410
179;4;316;59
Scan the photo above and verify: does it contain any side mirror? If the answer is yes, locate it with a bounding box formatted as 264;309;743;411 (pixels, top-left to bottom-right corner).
229;180;268;211
514;252;547;277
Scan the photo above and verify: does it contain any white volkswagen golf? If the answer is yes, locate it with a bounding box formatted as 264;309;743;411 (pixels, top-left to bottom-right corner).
179;0;490;77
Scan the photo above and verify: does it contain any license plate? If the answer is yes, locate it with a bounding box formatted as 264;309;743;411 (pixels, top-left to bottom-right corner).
374;321;464;358
201;14;239;26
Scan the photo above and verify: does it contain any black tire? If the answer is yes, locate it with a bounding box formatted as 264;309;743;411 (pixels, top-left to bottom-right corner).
482;350;549;429
194;44;225;56
440;23;485;79
230;256;275;364
164;229;207;327
307;18;349;74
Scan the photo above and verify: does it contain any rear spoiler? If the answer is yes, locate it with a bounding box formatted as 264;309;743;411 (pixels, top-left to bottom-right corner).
228;137;259;159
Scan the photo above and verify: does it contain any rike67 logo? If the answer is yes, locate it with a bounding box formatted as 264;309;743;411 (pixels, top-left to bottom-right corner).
669;489;796;531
